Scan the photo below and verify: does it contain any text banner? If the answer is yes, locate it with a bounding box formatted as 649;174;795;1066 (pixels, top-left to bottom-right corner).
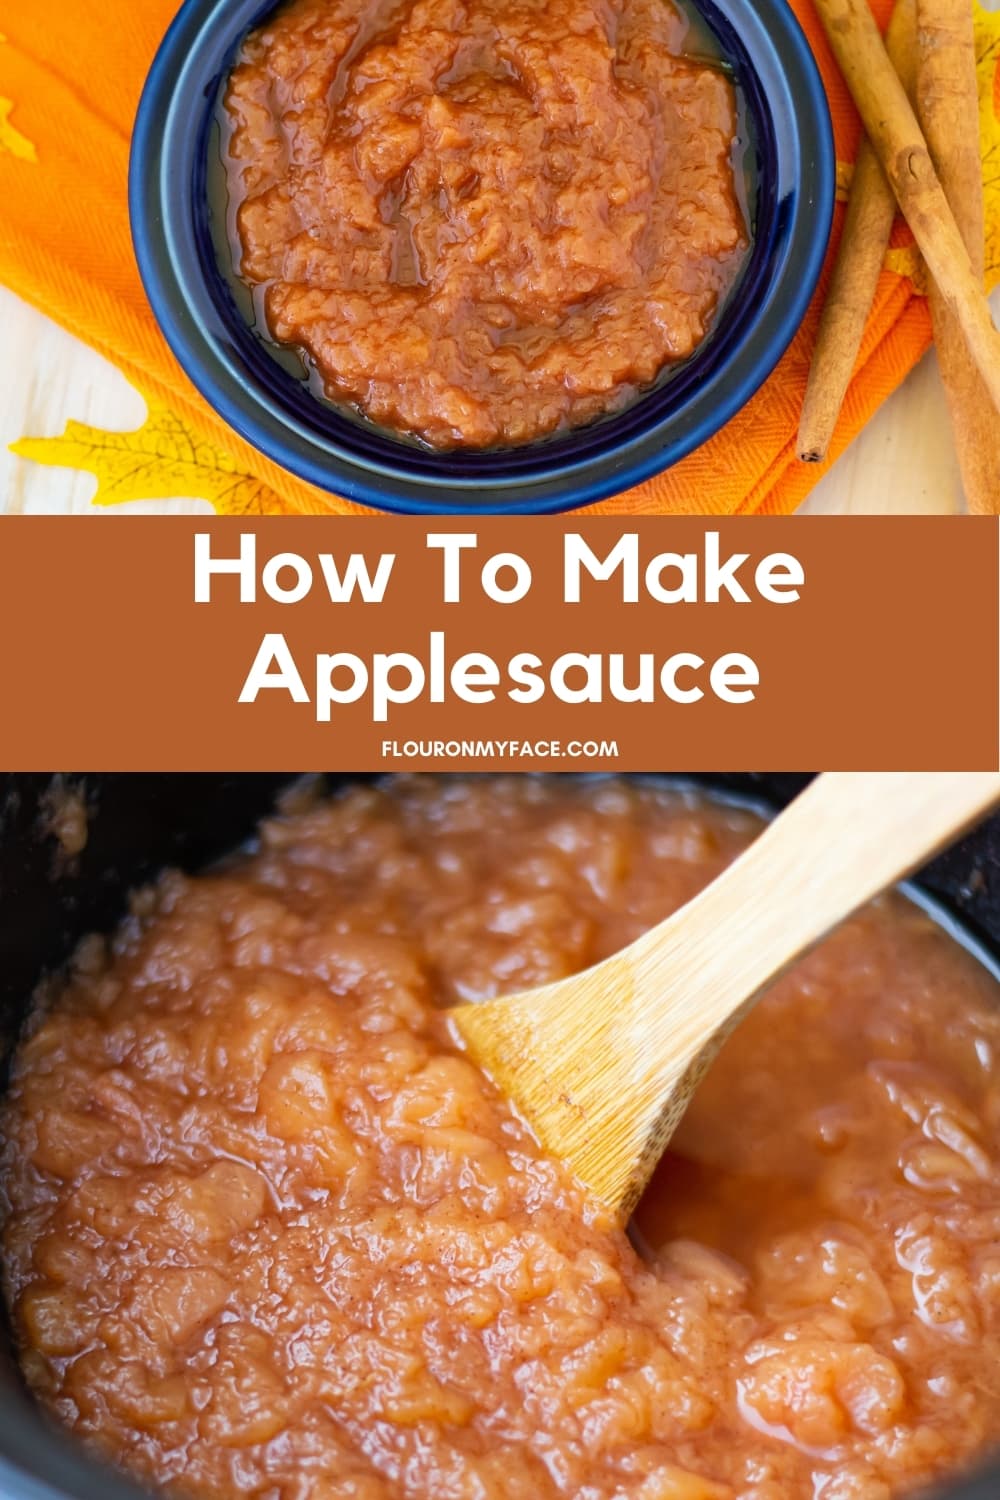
0;517;996;771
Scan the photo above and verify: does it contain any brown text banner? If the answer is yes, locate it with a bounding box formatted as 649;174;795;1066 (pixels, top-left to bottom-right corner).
0;518;996;771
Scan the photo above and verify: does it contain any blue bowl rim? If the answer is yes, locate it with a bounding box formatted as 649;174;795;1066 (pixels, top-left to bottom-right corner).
130;0;836;516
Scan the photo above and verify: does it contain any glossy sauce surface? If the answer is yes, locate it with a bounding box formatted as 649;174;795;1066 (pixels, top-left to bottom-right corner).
221;0;749;448
2;779;999;1500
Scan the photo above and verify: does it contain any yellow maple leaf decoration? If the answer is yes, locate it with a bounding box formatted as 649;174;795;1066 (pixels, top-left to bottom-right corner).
976;0;1000;286
0;36;37;163
836;160;854;204
10;399;294;515
0;98;36;163
836;4;1000;295
885;244;929;293
883;3;1000;294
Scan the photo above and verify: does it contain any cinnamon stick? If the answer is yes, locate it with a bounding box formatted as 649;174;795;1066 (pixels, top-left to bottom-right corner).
798;0;917;463
811;0;1000;416
917;0;1000;514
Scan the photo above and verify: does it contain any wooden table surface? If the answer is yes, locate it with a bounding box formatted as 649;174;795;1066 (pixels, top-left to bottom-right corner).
2;283;992;517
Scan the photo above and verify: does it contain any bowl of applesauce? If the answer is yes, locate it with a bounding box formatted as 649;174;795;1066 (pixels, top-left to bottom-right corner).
0;773;998;1500
129;0;834;514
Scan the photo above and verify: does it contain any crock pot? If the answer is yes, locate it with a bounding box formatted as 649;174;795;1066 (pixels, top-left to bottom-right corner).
0;773;997;1500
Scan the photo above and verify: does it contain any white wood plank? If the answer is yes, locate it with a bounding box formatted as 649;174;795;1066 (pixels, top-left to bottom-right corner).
0;287;209;517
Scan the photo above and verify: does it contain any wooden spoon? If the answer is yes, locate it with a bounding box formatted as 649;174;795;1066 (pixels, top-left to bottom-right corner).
452;772;1000;1222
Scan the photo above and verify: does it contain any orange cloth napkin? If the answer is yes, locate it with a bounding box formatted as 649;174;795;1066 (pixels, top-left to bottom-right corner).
0;0;933;515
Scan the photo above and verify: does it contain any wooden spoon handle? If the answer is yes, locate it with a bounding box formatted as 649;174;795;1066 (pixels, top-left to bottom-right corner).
455;775;1000;1221
632;772;1000;1045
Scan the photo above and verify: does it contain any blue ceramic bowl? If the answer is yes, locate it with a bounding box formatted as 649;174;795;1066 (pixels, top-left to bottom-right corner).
130;0;835;515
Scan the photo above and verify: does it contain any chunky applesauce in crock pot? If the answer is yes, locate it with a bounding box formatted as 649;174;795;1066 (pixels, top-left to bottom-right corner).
220;0;749;449
2;778;999;1500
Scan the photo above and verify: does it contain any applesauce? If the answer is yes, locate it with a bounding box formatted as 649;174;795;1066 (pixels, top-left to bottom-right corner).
220;0;750;448
1;777;998;1500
